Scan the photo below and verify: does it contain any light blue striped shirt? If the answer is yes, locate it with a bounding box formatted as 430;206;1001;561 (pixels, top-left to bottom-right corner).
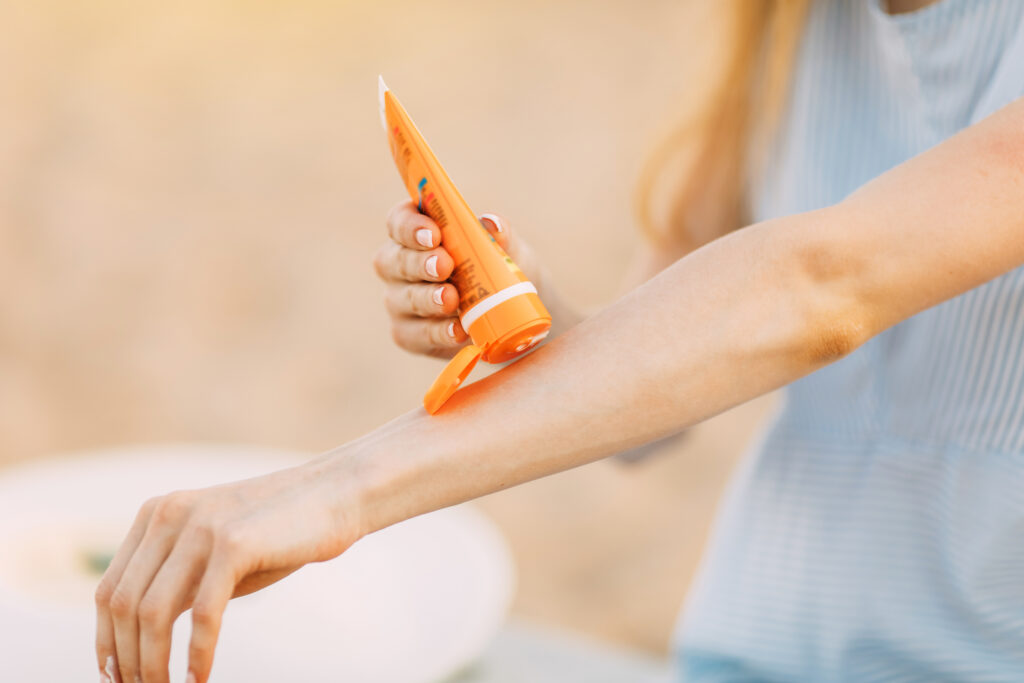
673;0;1024;680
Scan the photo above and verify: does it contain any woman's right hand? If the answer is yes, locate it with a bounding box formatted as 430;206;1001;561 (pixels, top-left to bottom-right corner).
373;199;536;359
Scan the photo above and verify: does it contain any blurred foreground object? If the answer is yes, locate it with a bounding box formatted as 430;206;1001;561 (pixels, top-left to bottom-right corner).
458;620;671;682
0;445;513;682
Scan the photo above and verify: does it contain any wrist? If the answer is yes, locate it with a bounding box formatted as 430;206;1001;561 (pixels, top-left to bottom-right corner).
312;409;434;540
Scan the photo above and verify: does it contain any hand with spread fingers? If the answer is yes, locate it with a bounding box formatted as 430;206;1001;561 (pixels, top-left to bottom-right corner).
373;200;541;359
94;459;363;683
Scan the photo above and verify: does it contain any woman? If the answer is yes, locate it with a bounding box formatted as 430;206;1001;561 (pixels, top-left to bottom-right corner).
95;0;1024;681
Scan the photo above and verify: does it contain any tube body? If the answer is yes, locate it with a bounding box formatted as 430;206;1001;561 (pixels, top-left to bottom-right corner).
382;86;551;362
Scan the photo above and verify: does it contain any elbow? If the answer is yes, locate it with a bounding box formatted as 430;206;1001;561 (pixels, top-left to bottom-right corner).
786;212;876;367
801;312;871;366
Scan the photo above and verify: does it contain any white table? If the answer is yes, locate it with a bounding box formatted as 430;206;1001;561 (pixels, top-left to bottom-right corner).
455;619;674;683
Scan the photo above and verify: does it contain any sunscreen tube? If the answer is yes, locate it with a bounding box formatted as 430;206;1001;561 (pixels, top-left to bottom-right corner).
379;76;552;414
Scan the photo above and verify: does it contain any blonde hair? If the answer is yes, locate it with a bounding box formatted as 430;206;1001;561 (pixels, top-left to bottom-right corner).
634;0;812;252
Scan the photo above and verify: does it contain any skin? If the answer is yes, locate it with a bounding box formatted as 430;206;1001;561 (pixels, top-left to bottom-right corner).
94;91;1024;682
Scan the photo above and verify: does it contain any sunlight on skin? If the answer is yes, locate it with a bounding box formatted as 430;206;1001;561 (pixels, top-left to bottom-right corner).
93;97;1024;682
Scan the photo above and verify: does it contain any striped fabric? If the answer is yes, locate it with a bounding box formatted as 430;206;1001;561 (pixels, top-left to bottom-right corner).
672;1;1024;680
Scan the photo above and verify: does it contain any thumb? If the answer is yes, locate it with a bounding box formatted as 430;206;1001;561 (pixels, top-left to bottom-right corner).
478;213;515;256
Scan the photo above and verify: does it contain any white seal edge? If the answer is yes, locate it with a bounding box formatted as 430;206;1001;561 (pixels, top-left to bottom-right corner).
459;281;538;331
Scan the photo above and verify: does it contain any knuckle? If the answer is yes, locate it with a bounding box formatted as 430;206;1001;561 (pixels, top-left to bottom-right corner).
139;496;161;517
384;200;406;231
385;200;409;224
108;584;135;618
372;247;389;278
384;203;398;229
137;592;167;626
191;602;219;629
95;578;116;608
399;220;417;246
184;520;216;548
215;524;248;557
421;286;438;314
383;291;395;314
151;493;191;526
401;250;420;280
188;646;212;676
403;285;419;314
390;324;406;348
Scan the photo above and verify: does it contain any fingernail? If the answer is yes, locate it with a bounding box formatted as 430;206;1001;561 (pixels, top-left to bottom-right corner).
432;286;445;306
480;213;503;232
104;656;118;683
415;228;433;248
447;321;456;338
425;255;439;278
186;672;197;683
135;676;142;683
100;674;111;683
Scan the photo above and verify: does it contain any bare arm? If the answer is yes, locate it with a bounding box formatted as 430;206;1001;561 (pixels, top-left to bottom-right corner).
348;101;1024;532
95;98;1024;683
343;96;1024;532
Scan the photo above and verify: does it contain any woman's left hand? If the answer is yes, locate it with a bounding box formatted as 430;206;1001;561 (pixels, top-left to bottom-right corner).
94;459;361;683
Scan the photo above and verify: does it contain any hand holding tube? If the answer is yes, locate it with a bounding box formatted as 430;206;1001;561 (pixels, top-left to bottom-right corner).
373;200;539;360
379;79;553;412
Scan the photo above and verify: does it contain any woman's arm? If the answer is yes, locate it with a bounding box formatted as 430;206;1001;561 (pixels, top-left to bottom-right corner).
342;208;859;532
96;97;1024;683
348;97;1024;532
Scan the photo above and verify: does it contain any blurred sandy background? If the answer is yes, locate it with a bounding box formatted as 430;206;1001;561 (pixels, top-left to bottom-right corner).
0;0;776;654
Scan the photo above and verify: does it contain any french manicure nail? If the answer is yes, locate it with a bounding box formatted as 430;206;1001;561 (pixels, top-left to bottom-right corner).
480;213;503;232
100;674;111;683
105;656;117;682
415;228;433;248
425;255;439;278
186;671;197;683
447;321;456;338
432;286;445;306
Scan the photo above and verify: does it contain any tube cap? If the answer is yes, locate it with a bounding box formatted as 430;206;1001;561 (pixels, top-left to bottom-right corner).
423;344;484;414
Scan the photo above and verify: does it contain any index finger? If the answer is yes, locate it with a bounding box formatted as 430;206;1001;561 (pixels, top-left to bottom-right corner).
95;497;159;680
386;200;440;250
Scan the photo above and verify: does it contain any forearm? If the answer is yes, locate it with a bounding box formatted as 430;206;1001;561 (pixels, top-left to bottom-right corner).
327;100;1024;537
324;206;856;537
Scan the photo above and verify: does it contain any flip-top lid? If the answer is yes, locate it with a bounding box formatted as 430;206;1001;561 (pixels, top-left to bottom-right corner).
423;344;484;414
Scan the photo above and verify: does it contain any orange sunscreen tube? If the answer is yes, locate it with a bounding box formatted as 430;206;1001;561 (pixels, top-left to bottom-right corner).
379;76;552;414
